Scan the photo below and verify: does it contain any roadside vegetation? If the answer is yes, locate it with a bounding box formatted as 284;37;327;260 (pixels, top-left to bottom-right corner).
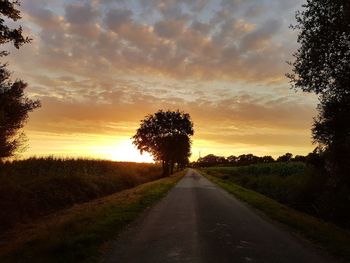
202;162;312;211
0;170;185;263
197;153;349;230
201;170;350;261
0;157;163;232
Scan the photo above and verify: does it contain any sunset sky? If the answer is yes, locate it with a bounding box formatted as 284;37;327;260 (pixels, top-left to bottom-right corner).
7;0;318;162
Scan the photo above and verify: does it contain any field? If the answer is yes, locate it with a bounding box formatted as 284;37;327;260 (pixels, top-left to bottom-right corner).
201;162;325;215
0;157;163;232
0;171;185;263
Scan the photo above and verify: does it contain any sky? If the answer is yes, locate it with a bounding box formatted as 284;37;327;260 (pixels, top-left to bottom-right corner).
6;0;317;162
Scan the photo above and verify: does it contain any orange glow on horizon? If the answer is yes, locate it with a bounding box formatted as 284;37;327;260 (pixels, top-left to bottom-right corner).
22;131;154;163
22;130;314;163
101;140;154;163
9;1;318;163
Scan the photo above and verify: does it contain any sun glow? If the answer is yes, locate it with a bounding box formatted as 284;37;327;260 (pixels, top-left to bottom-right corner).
23;131;154;163
106;140;154;163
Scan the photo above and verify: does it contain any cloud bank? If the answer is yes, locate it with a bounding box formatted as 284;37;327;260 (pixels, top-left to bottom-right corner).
7;0;315;159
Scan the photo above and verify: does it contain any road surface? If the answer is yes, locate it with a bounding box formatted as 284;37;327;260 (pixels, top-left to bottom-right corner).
103;169;332;263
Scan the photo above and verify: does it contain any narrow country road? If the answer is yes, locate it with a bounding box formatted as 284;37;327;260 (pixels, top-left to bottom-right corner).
103;169;332;263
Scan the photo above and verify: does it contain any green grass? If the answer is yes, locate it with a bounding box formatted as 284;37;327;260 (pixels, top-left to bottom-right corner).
201;171;350;262
204;162;306;177
0;157;163;231
0;170;185;263
201;163;316;209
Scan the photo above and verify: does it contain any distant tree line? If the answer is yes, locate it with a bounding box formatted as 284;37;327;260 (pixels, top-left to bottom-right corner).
193;152;310;167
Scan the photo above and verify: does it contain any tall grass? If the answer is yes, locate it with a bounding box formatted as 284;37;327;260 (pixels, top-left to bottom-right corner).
0;157;162;232
205;162;306;177
0;172;185;263
202;162;322;214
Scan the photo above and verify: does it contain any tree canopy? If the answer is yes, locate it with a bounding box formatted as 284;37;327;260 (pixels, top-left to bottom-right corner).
0;65;40;159
194;153;299;167
288;0;350;184
0;0;40;160
276;153;293;162
287;0;350;97
133;110;194;175
0;0;31;57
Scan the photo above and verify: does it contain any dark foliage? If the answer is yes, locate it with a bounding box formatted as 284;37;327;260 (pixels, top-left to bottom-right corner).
133;110;194;175
313;96;350;181
195;153;277;167
288;0;350;226
288;0;350;184
276;152;293;162
0;0;31;57
0;1;40;160
196;154;228;167
194;152;310;167
287;0;350;96
0;157;163;232
203;149;350;228
0;0;30;56
0;66;40;159
204;162;309;207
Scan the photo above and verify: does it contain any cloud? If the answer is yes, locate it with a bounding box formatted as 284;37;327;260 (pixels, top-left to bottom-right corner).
154;19;185;38
104;8;133;31
65;3;99;25
240;19;281;51
15;0;304;83
10;0;316;159
24;6;62;30
25;76;315;147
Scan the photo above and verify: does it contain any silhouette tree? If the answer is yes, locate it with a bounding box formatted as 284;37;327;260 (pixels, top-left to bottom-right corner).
288;0;350;96
227;155;238;164
0;0;31;57
236;154;259;166
169;134;191;172
277;153;293;162
133;110;194;175
312;95;350;180
197;154;227;167
292;155;306;162
288;0;350;185
0;66;40;159
0;0;40;160
260;155;275;163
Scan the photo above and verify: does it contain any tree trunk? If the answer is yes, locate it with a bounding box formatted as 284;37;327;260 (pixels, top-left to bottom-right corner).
163;161;170;176
170;161;174;175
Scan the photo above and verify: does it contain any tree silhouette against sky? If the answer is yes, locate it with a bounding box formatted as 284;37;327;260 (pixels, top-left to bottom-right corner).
133;110;194;175
0;0;40;160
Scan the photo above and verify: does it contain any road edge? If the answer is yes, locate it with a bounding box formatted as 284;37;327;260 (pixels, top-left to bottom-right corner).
198;169;350;263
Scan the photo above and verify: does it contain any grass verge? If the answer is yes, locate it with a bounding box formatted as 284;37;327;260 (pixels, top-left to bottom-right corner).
200;171;350;262
0;170;186;263
0;158;163;232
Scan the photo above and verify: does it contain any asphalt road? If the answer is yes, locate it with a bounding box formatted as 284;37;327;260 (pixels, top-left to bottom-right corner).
103;169;332;263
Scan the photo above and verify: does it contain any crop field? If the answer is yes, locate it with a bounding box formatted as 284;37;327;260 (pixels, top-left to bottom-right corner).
0;157;163;232
0;172;185;263
201;162;322;213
